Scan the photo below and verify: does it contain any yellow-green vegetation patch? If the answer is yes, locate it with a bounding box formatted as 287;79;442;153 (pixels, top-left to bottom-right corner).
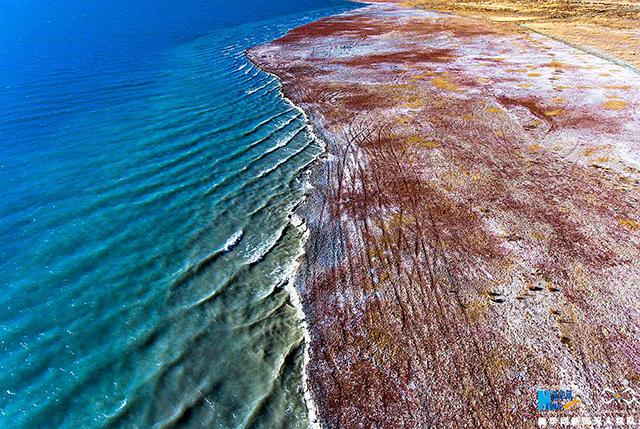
431;76;459;91
405;135;441;149
618;218;640;230
544;109;564;116
603;100;628;110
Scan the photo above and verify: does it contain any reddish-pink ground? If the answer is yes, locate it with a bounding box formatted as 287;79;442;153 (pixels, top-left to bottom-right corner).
250;2;640;428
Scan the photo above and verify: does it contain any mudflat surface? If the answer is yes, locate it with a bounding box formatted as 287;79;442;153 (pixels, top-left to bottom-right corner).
250;3;640;427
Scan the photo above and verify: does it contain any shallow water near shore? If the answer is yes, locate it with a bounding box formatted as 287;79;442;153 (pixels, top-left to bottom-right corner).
0;1;358;427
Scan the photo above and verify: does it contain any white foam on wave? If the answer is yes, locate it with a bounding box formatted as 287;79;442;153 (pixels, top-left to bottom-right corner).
222;230;244;253
282;215;321;429
249;57;330;429
246;78;278;95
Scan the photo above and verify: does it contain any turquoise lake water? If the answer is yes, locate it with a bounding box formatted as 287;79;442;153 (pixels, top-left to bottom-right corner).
0;1;357;427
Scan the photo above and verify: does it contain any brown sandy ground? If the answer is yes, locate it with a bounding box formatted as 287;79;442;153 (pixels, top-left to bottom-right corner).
401;0;640;70
249;2;640;428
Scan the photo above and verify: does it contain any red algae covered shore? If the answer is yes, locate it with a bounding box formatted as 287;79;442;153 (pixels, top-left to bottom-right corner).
249;2;640;427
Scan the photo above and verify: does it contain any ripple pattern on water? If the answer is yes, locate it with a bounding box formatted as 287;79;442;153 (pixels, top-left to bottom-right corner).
0;3;358;428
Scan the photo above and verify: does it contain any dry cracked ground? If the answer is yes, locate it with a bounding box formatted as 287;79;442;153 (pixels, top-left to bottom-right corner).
249;1;640;427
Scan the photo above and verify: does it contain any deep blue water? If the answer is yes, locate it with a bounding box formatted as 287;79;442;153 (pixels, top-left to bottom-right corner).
0;1;357;427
